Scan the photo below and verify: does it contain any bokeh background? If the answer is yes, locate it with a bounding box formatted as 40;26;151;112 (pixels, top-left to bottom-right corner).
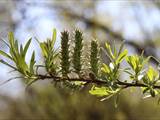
0;0;160;120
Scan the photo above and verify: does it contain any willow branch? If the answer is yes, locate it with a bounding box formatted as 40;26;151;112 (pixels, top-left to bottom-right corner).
37;74;160;89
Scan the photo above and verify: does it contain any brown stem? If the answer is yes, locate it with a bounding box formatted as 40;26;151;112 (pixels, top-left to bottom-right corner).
37;74;160;89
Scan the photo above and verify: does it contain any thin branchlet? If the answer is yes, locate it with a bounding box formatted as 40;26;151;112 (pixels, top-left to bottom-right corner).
36;74;160;89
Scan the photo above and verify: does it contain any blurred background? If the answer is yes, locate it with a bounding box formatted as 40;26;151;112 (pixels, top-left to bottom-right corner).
0;0;160;120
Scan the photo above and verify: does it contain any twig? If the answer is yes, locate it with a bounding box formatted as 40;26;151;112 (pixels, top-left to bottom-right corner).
37;74;160;89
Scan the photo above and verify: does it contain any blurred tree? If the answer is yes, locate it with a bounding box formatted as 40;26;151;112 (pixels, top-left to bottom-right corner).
1;1;160;120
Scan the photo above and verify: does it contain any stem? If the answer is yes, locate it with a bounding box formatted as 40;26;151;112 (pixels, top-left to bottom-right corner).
37;74;160;89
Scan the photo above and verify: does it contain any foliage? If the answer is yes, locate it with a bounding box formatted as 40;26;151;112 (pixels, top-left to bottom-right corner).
37;29;59;76
1;29;160;106
0;32;36;80
3;86;160;120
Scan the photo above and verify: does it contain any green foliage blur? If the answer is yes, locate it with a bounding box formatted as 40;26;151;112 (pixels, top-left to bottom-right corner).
1;85;160;120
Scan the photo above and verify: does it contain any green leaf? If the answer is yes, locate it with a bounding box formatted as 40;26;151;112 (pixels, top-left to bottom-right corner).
116;49;128;64
126;56;137;70
89;86;120;98
8;32;14;48
101;63;110;74
20;44;23;52
23;38;32;58
113;41;117;58
7;33;19;61
89;86;110;97
40;43;48;57
14;40;19;53
35;37;48;58
118;41;124;56
123;68;132;75
142;56;150;66
0;50;12;60
101;47;113;62
0;59;17;70
105;42;115;59
51;28;56;47
30;51;36;74
147;66;154;81
12;39;19;59
17;56;28;74
147;66;158;81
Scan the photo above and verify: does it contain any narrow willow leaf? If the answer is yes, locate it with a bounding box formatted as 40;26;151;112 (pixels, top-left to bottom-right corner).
8;32;14;48
143;56;150;66
124;69;133;76
89;86;110;97
9;49;16;62
101;63;110;74
51;28;56;47
147;66;158;81
118;41;124;56
52;54;58;63
23;38;32;58
113;41;117;58
0;59;17;70
126;56;137;70
101;47;113;62
30;51;36;74
13;40;19;60
116;49;128;64
40;43;48;57
0;50;12;60
20;44;23;56
14;40;19;53
105;42;115;59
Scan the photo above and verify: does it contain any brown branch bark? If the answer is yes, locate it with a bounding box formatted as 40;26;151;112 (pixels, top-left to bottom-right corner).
37;74;160;89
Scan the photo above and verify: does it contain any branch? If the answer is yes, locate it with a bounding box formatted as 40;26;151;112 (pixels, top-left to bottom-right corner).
37;74;160;89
